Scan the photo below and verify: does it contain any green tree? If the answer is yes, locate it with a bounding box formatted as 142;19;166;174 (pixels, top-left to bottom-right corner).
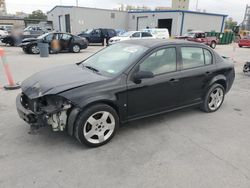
26;10;47;20
225;17;238;30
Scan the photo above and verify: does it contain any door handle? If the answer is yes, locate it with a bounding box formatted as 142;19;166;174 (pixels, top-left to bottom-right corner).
169;78;179;83
205;71;212;75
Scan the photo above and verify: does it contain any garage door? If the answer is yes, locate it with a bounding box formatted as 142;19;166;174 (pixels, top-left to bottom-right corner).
137;16;148;30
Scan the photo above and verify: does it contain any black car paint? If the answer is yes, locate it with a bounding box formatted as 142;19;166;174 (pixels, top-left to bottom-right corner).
78;28;117;44
16;39;235;135
1;34;44;46
20;32;88;54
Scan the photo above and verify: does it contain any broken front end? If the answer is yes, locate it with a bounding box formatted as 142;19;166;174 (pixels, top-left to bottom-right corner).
16;93;73;131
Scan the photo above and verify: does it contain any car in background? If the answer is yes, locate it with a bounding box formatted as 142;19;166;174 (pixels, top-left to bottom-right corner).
1;27;48;46
23;26;47;35
176;31;218;49
0;29;8;37
78;28;117;45
142;28;170;39
16;39;235;147
238;35;250;47
115;29;127;36
108;31;154;45
20;32;88;54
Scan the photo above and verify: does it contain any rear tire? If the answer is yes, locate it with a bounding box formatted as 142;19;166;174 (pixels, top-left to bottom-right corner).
71;44;81;53
239;45;242;48
74;104;119;147
201;84;225;113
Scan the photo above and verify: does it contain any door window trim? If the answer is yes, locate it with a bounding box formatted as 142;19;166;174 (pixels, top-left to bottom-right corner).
128;45;180;81
179;45;215;71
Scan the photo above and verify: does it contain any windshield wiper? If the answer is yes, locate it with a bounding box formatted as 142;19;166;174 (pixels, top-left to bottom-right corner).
83;65;101;74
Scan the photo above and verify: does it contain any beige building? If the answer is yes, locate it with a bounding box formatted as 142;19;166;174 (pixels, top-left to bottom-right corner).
0;0;7;15
172;0;190;10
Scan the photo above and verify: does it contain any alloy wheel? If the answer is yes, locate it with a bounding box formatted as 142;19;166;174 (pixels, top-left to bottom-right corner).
208;88;224;111
31;45;40;54
73;45;80;53
83;111;115;144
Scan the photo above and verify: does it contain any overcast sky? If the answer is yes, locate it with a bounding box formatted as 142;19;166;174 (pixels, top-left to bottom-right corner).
5;0;249;23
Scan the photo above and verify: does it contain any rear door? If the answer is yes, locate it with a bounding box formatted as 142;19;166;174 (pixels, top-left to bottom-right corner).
59;33;72;50
178;46;216;105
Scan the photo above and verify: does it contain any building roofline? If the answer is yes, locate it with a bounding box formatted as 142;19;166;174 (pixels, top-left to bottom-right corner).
128;10;228;17
47;5;127;14
0;16;24;20
47;6;228;17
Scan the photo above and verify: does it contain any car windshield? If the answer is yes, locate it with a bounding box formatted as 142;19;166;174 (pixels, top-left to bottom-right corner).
120;31;135;37
82;43;148;77
85;29;93;34
37;33;49;39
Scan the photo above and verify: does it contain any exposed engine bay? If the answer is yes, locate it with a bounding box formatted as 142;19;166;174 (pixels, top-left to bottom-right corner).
18;93;72;131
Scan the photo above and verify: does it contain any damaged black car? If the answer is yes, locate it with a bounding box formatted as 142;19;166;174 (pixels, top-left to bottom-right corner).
16;39;235;147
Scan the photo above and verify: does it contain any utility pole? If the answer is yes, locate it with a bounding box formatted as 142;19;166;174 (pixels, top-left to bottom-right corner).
76;0;78;6
196;0;199;11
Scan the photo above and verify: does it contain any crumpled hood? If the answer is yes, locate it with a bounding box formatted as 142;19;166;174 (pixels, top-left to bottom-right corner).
21;64;108;99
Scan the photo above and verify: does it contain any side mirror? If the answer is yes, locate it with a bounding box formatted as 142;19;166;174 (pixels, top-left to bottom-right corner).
133;71;154;84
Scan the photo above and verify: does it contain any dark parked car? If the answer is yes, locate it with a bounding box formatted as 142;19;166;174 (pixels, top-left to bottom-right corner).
20;32;88;54
78;28;117;45
1;27;48;46
16;39;235;147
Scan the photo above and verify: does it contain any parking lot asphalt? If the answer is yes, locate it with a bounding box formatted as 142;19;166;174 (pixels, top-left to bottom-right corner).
0;43;250;188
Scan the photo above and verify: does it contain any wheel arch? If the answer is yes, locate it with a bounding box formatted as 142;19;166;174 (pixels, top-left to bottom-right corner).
67;99;120;136
203;75;227;99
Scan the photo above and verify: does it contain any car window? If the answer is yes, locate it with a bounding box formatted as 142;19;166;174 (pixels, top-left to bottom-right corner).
44;34;53;42
204;49;213;65
108;29;116;36
139;48;177;75
181;47;205;69
132;32;141;38
93;29;101;35
61;34;72;40
54;33;61;40
142;32;152;37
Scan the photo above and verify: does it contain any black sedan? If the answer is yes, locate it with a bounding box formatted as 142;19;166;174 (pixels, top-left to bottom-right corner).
16;39;235;147
20;32;88;54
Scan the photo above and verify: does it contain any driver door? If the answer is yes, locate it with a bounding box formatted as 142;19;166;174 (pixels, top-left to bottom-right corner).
127;47;182;119
90;29;102;43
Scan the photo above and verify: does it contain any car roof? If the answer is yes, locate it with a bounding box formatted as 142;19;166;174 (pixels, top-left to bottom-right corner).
120;39;206;48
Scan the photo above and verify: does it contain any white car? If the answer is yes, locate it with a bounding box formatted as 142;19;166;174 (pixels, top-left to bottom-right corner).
109;31;154;45
0;29;8;37
141;28;170;39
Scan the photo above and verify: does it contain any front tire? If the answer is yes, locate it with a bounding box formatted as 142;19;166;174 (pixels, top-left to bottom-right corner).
210;41;216;49
243;64;250;73
74;104;119;147
29;44;40;54
201;84;225;112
